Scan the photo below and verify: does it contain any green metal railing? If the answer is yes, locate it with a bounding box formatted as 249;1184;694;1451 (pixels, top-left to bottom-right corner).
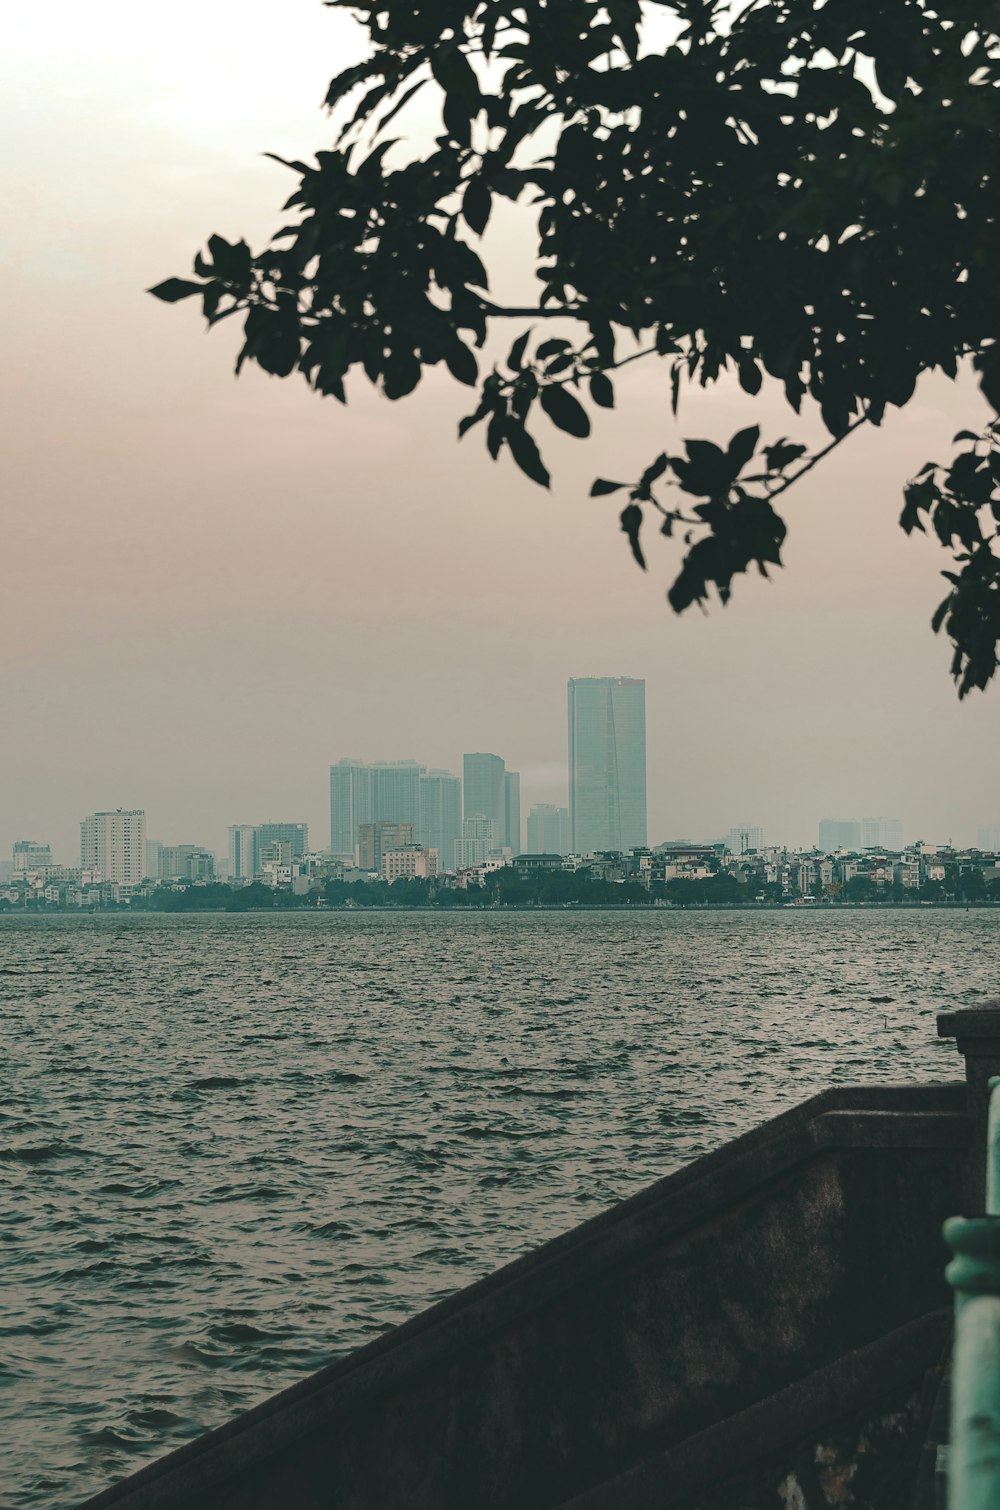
945;1075;1000;1508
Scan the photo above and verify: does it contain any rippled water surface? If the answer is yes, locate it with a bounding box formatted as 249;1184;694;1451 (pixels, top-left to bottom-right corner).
3;909;996;1507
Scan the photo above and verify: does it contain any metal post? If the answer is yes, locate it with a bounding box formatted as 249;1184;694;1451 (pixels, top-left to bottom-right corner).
946;1077;1000;1507
938;1004;1000;1213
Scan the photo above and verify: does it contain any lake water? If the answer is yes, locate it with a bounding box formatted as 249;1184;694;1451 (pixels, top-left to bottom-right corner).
2;908;996;1508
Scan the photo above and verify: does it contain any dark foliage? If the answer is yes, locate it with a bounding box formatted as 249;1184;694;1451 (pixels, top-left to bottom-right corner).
151;0;1000;694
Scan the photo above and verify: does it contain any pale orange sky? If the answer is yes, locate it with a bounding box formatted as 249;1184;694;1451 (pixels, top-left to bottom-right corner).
3;2;998;861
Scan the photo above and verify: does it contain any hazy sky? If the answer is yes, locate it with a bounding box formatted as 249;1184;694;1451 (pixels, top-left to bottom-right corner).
4;2;998;863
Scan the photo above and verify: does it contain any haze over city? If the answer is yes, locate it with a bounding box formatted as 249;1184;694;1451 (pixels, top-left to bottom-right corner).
5;0;999;861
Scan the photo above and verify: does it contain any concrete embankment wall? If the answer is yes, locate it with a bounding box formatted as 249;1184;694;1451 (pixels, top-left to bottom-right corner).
80;1082;969;1510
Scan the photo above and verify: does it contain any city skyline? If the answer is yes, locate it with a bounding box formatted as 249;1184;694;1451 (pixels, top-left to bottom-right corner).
11;773;1000;869
7;814;998;904
23;794;1000;877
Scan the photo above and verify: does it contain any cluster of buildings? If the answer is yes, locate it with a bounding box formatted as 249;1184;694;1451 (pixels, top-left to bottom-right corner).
718;839;1000;900
3;675;998;907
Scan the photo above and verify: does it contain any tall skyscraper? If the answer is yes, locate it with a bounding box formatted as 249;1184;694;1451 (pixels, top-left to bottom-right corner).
80;809;146;885
527;804;570;855
368;761;423;827
504;771;521;856
568;677;647;855
228;824;259;880
977;825;1000;851
419;769;462;872
818;820;861;852
329;761;371;859
463;754;506;836
330;760;424;861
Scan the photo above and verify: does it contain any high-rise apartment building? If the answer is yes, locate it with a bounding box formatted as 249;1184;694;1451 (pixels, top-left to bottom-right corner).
80;809;146;886
861;817;903;850
329;761;372;859
977;825;1000;851
463;754;506;835
526;804;569;855
330;760;424;860
12;840;52;873
504;771;521;856
454;814;499;869
818;820;861;852
369;761;423;828
568;677;647;855
228;824;259;881
419;769;462;872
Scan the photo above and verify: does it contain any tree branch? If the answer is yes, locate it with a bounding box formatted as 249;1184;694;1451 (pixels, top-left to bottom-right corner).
476;298;588;318
768;410;870;500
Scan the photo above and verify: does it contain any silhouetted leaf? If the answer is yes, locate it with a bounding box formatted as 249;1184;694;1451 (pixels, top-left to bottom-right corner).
727;425;760;474
506;423;550;487
442;92;472;146
542;352;575;377
206;235;251;281
590;479;627;495
148;279;203;303
445;343;478;387
463;176;491;236
431;47;481;113
324;58;383;110
589;372;614;408
540;385;590;437
508;329;531;371
620;504;646;569
458;398;491;438
764;440;808;474
738;359;762;395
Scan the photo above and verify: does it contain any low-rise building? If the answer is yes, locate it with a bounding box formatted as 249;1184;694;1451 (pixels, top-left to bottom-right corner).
13;840;52;873
384;845;438;883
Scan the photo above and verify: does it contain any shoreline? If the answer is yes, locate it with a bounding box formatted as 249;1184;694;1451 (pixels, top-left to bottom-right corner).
2;901;999;918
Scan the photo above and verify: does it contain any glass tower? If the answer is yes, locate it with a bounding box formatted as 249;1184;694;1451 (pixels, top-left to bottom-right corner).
419;770;462;872
463;753;506;836
329;761;371;858
568;677;647;855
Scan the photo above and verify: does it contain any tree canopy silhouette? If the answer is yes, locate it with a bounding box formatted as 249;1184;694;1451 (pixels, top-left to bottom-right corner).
151;0;1000;695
